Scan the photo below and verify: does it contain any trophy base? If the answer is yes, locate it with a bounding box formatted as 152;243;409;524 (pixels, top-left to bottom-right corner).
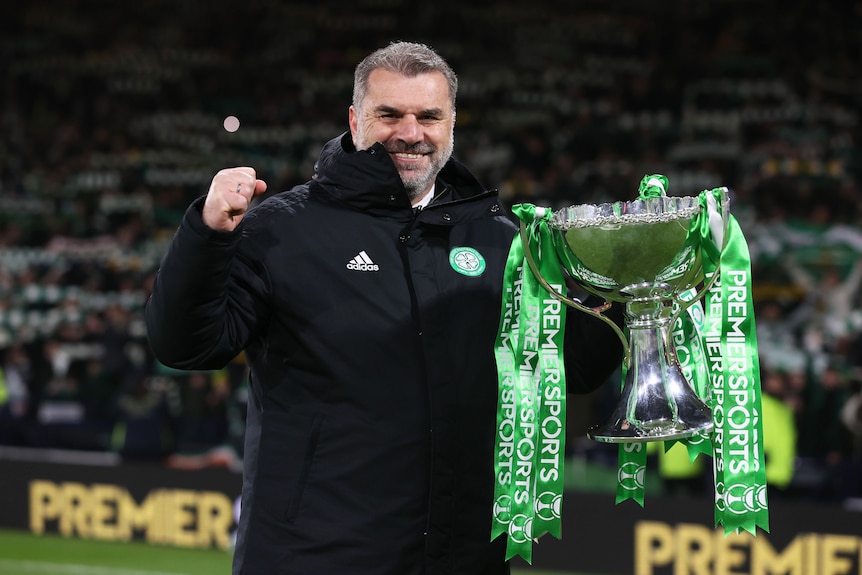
586;417;714;444
584;294;715;444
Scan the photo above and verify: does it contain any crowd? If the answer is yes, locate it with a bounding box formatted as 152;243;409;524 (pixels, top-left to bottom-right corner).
1;0;861;500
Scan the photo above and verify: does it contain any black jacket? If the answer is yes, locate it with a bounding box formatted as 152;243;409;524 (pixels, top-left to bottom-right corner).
145;132;624;575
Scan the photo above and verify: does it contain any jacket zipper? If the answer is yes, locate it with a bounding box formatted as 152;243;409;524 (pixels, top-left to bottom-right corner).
401;209;436;541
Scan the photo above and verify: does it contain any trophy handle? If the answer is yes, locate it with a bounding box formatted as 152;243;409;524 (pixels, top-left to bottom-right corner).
519;218;631;366
668;188;731;326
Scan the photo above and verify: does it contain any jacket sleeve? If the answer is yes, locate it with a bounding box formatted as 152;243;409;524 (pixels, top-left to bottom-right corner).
562;295;626;394
145;198;269;370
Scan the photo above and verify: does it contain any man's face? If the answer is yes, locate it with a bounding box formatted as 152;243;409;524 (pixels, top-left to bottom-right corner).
349;69;455;204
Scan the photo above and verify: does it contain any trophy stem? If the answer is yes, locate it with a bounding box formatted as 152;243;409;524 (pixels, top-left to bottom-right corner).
587;284;713;443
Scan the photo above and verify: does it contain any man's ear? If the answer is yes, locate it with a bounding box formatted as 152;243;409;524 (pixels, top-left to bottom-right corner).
348;105;359;147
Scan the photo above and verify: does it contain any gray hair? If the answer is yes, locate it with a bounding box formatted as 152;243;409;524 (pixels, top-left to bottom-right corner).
352;41;458;113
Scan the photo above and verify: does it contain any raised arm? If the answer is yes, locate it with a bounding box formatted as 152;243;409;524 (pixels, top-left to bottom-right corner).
145;168;269;370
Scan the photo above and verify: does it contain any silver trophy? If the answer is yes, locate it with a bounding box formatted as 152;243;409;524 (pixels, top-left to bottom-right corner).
522;188;729;443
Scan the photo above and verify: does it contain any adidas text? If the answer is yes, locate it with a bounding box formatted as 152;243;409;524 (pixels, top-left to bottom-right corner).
347;251;379;272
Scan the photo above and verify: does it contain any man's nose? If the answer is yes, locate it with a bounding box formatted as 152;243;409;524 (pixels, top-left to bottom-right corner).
395;115;422;142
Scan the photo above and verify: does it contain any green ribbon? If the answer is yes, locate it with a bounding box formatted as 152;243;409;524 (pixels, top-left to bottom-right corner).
613;176;768;536
614;413;647;506
695;188;769;535
674;292;714;462
491;204;568;563
638;173;669;199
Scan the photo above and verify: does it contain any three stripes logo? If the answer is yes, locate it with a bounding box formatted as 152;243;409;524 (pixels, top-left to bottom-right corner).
346;251;379;272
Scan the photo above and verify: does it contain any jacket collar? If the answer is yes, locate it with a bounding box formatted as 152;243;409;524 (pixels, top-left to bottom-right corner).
311;132;492;218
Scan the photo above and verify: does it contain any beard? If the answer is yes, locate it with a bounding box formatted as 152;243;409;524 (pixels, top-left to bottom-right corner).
387;137;454;202
355;125;455;204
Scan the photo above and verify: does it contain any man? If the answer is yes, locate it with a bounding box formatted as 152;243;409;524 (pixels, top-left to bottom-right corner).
146;41;623;575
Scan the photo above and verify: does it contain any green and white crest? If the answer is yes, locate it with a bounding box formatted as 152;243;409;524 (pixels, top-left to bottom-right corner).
449;246;486;277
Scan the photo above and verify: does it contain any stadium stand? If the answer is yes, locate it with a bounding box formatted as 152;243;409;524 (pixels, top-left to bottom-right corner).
0;0;860;501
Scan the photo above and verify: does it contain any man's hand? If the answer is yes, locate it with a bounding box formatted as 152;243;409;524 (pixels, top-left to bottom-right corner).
202;167;268;231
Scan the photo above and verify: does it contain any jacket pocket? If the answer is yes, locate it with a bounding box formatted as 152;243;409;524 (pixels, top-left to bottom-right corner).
256;408;324;523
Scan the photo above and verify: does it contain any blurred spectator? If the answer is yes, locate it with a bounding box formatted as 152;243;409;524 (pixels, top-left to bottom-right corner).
79;357;118;434
840;379;862;499
756;299;809;374
759;367;798;497
109;372;177;461
0;344;32;445
795;358;854;499
782;255;862;355
31;338;87;448
175;370;229;453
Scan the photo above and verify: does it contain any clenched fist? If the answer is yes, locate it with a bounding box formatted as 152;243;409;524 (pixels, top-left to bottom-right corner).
202;167;268;231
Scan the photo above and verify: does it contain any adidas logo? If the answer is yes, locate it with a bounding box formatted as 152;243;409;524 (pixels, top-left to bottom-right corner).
346;250;379;272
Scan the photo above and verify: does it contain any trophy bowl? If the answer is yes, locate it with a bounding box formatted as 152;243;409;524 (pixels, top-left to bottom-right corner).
550;196;704;299
531;192;727;443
